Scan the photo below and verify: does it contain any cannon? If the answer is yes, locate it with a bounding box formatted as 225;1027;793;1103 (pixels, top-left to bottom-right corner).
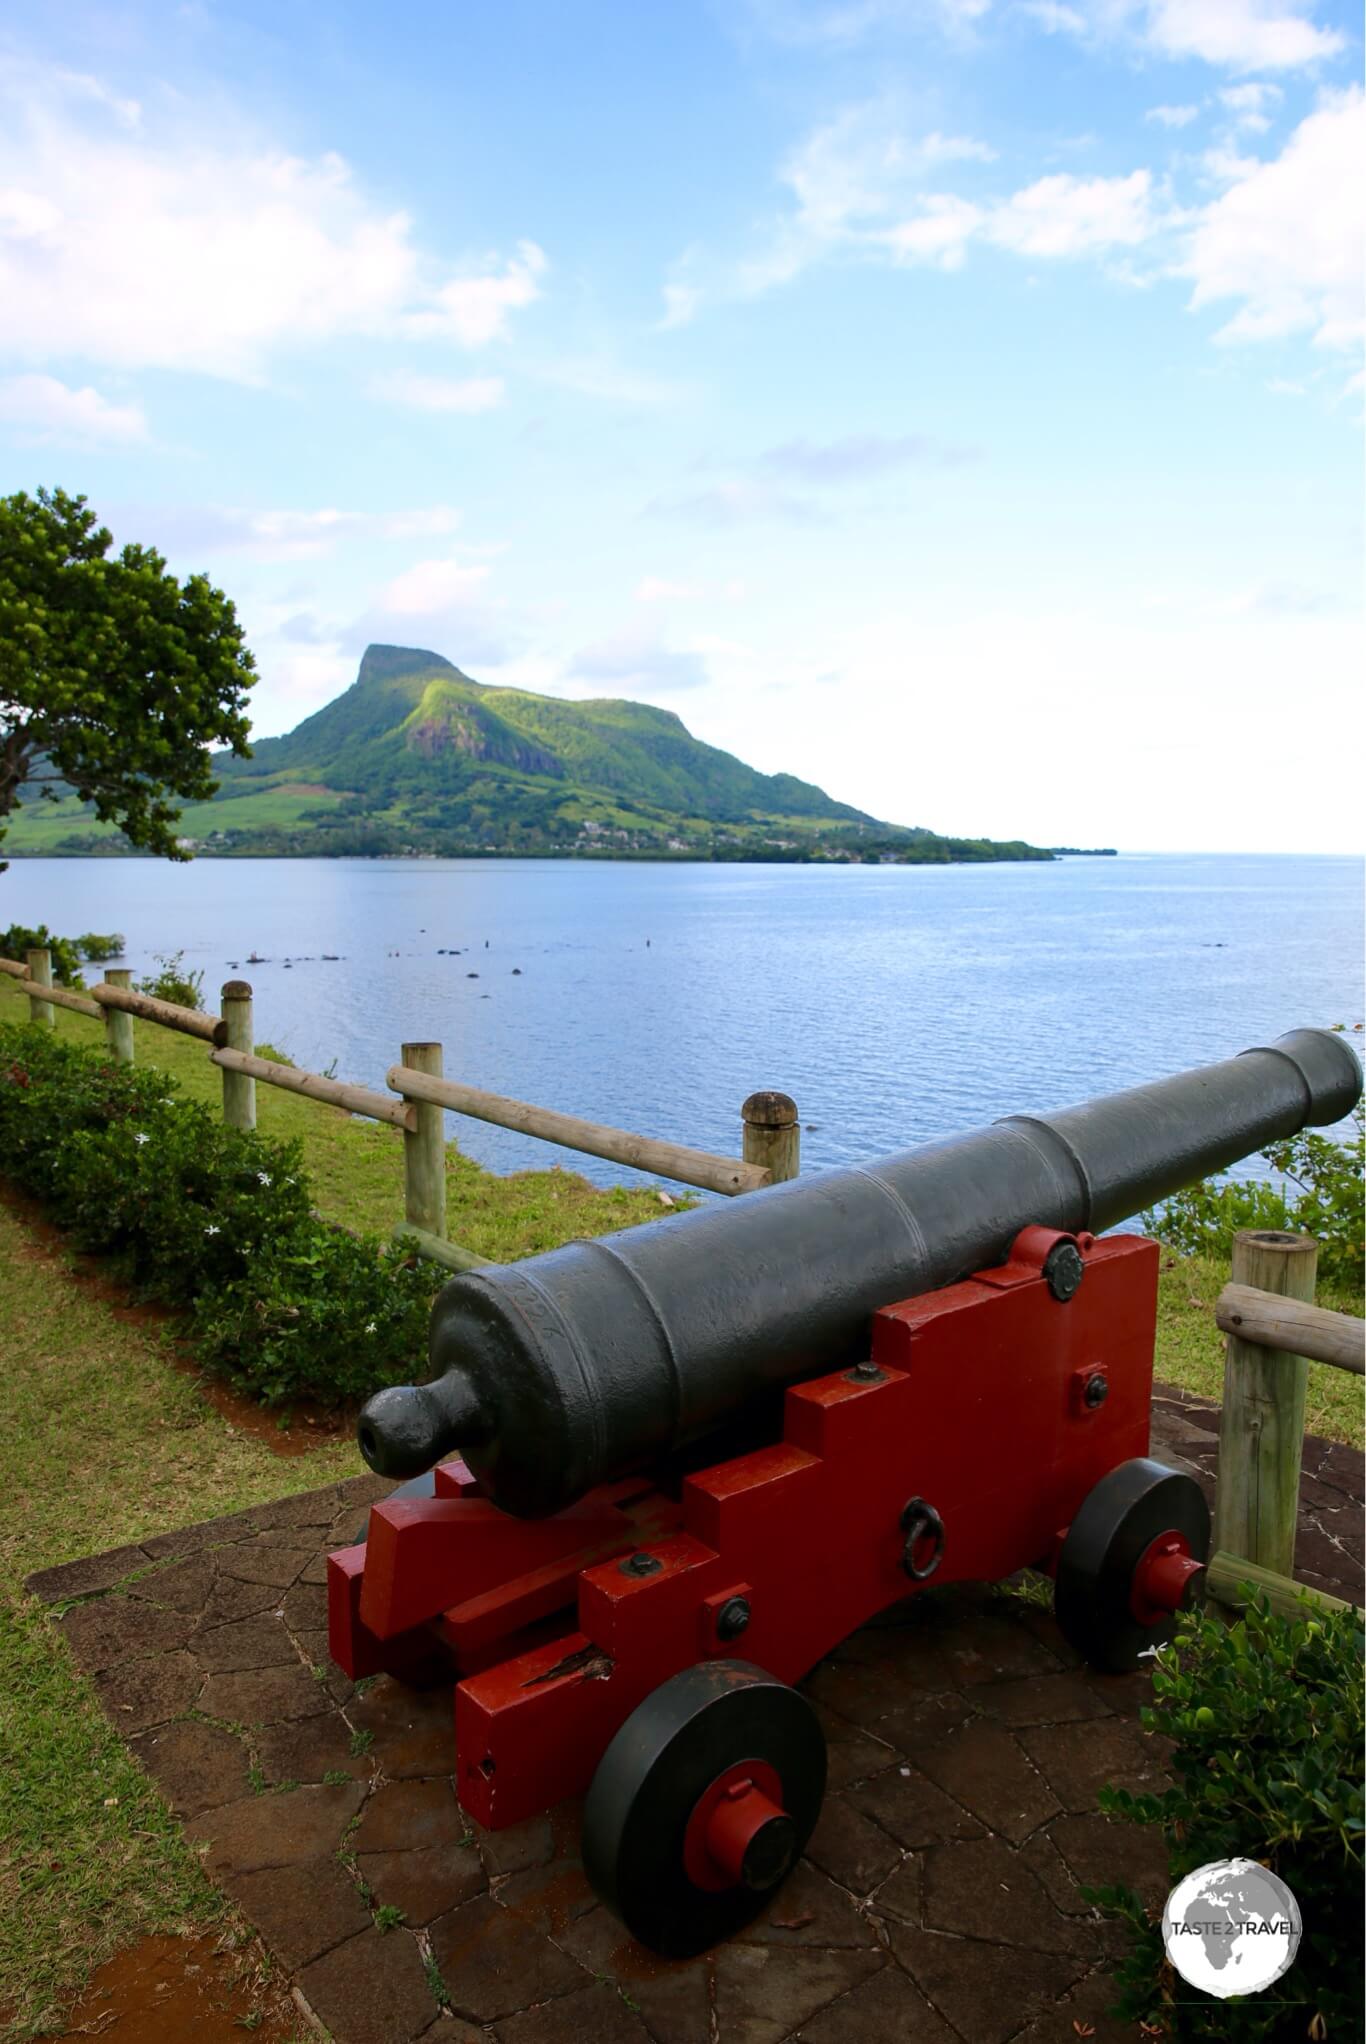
329;1029;1360;1956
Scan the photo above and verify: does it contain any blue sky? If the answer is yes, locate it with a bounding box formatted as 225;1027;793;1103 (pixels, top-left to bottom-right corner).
1;0;1361;851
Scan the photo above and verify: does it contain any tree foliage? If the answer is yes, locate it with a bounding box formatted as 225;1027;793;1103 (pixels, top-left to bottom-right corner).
0;487;255;865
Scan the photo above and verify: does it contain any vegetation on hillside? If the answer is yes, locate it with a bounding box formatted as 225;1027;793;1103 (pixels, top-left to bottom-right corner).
4;642;1069;864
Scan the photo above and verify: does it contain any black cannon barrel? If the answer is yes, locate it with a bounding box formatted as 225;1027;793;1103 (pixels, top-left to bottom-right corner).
359;1029;1361;1517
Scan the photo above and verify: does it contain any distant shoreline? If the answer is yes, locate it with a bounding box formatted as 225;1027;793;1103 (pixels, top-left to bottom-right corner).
3;843;1119;867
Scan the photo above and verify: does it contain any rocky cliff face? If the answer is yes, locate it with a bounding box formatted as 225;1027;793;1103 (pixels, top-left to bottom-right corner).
405;700;563;777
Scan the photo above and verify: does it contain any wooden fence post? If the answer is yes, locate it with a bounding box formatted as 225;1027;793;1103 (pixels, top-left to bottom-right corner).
742;1090;800;1186
220;980;256;1131
103;968;135;1063
1211;1228;1317;1580
25;948;54;1028
401;1042;447;1239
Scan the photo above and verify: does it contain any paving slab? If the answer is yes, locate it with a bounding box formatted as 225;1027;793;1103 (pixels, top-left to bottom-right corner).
23;1399;1361;2044
295;1922;441;2044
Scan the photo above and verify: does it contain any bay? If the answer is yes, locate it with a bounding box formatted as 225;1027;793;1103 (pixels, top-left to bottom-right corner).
4;853;1361;1190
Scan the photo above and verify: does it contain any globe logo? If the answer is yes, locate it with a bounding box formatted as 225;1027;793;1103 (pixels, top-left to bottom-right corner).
1162;1859;1302;1998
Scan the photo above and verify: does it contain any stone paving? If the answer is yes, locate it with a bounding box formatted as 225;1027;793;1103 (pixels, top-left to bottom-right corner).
25;1393;1363;2044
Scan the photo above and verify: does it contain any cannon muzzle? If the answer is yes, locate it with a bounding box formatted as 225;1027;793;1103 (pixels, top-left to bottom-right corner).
358;1028;1361;1515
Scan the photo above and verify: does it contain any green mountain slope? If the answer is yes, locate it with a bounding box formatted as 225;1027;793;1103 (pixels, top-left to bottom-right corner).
4;644;1062;864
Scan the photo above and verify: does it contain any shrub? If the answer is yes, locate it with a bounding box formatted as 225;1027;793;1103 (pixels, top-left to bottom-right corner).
136;949;205;1010
0;922;85;987
75;931;125;962
0;1020;441;1407
1087;1592;1365;2040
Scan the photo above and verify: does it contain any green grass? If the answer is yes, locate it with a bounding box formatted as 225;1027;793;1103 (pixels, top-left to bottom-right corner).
0;1200;354;2038
1155;1250;1362;1449
3;786;347;852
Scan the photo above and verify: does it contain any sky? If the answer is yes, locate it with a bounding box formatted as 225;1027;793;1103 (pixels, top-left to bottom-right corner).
0;0;1361;854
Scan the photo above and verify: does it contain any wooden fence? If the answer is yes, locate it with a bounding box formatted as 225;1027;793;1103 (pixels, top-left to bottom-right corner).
1207;1227;1364;1621
1;948;798;1271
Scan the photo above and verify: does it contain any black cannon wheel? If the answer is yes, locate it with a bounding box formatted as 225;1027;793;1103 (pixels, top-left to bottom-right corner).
1055;1457;1210;1674
582;1661;827;1957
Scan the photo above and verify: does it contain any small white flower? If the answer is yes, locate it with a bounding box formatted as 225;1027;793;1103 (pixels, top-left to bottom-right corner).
134;1132;149;1146
204;1224;220;1237
257;1172;272;1186
365;1321;378;1335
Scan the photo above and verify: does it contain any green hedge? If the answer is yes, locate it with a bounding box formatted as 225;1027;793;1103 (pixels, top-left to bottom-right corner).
1088;1592;1364;2039
0;1020;441;1407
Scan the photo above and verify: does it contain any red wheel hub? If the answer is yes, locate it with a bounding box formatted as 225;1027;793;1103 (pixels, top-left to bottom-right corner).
1129;1528;1204;1625
682;1759;795;1893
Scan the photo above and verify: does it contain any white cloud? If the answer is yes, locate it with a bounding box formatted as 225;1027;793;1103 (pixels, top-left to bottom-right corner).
782;103;996;237
0;372;147;445
1022;2;1088;30
1219;81;1283;130
404;242;546;347
372;371;506;413
1023;1;1343;71
0;66;545;380
724;99;1171;287
881;194;985;266
879;169;1162;267
986;169;1159;256
1181;89;1364;350
1143;0;1342;72
378;556;493;618
1146;104;1202;128
127;503;464;562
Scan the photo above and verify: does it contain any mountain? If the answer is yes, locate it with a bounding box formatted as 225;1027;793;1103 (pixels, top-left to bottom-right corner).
4;644;1060;864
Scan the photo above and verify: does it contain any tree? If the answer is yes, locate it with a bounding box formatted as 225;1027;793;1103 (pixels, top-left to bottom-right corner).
0;487;255;868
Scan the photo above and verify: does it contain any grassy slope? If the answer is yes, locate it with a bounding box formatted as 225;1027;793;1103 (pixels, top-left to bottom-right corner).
3;785;345;851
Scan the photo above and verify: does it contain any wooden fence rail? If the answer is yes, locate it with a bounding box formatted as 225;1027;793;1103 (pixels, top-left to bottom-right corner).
27;979;102;1021
91;979;226;1045
387;1063;771;1198
1214;1281;1364;1375
210;1046;416;1132
1209;1227;1364;1623
3;947;796;1269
